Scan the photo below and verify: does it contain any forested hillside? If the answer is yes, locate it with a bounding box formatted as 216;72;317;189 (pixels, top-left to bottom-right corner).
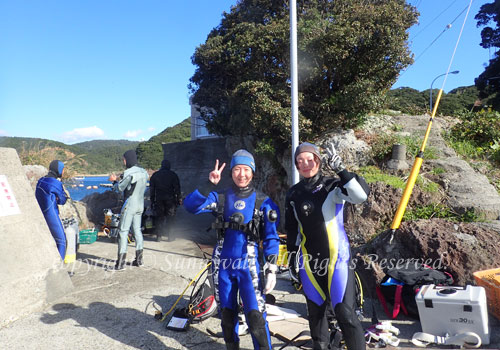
0;117;190;174
0;136;139;175
136;117;191;169
385;85;481;115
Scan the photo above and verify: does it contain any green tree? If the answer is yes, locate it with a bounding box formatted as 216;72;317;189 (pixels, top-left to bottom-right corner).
475;0;500;109
438;86;480;115
190;0;418;152
386;87;427;114
386;85;479;116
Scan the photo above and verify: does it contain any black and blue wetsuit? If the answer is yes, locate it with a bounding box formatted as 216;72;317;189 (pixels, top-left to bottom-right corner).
184;184;280;350
285;170;369;350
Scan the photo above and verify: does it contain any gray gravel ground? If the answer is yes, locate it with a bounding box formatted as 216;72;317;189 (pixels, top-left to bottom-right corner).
1;235;499;350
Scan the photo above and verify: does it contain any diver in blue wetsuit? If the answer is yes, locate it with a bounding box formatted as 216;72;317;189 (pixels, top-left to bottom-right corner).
285;142;370;350
184;150;280;350
35;160;68;260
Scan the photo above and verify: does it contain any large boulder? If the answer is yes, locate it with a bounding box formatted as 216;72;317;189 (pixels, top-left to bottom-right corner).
81;191;122;225
23;165;91;229
356;219;500;288
23;165;47;189
316;129;373;171
345;182;442;247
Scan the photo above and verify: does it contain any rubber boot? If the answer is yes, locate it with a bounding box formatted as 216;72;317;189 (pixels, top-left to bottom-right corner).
312;341;329;350
225;342;240;350
113;253;126;271
132;249;143;267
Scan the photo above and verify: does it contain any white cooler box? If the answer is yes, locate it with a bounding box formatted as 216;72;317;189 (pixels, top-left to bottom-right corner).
415;284;490;345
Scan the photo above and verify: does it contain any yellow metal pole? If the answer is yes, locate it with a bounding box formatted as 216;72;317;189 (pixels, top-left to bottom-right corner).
387;0;472;239
390;156;423;230
390;89;444;231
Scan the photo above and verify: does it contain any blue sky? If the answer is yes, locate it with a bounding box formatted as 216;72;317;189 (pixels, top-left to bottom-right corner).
0;0;494;144
395;0;492;92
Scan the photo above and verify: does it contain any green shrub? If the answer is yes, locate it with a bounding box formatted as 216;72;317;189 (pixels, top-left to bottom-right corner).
359;166;406;188
255;138;276;158
422;181;439;193
414;174;440;193
445;138;485;159
450;110;500;145
399;134;438;160
370;133;437;162
392;124;403;132
431;167;445;175
370;134;400;162
403;203;478;222
490;140;500;163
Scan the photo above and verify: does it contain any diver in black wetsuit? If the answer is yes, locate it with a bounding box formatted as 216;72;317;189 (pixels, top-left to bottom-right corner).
285;142;370;350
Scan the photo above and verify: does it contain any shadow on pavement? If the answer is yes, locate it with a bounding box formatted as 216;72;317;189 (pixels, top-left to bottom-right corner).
40;300;226;350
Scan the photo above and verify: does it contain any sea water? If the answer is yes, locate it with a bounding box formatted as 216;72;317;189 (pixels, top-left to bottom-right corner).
64;176;113;202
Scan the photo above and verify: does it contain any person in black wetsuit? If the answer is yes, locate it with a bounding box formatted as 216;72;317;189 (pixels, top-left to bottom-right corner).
285;142;370;350
149;159;181;241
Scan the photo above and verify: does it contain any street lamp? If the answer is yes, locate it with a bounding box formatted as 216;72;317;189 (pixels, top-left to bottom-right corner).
429;70;459;113
486;76;500;84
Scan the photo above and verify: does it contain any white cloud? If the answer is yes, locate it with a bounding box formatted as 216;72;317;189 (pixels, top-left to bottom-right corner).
0;129;7;136
147;127;156;132
61;126;105;143
124;129;143;138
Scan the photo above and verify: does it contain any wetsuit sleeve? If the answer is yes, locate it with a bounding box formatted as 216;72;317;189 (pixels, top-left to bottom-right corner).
183;189;219;214
116;174;133;193
149;174;156;203
284;190;299;253
260;197;280;265
173;173;181;204
54;182;68;205
331;170;370;204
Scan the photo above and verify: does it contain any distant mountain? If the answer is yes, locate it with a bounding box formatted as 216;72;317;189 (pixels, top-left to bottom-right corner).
74;139;139;151
136;117;191;169
0;118;192;173
0;136;139;174
70;139;140;174
386;85;480;115
0;136;69;151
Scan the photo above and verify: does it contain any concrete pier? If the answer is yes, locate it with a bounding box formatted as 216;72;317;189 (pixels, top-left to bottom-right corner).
0;147;73;327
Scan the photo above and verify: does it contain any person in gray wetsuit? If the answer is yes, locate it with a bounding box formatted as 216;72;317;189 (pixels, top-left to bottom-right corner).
109;150;149;270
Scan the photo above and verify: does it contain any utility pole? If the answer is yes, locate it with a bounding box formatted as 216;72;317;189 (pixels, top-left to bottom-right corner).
290;0;299;184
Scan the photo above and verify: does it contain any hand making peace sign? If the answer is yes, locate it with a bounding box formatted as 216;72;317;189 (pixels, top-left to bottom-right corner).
209;159;226;185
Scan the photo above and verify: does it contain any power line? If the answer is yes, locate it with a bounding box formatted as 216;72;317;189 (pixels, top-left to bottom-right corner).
412;0;457;40
397;2;470;80
413;3;470;65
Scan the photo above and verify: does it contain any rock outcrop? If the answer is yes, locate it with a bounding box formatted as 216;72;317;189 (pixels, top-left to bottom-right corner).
348;113;500;289
361;219;500;286
23;165;91;229
81;190;122;225
344;182;442;246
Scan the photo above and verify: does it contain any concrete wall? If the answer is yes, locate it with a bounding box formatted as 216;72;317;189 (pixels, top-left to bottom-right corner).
162;138;232;196
0;147;73;327
162;138;232;245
